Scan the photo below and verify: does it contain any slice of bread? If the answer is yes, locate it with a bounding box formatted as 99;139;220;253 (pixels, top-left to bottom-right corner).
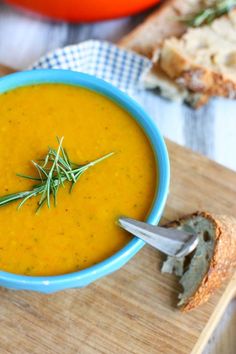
160;10;236;98
162;211;236;312
143;63;189;100
119;0;214;107
144;62;210;107
119;0;215;57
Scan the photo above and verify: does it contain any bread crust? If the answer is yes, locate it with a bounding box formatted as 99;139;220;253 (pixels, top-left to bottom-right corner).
186;92;210;108
165;211;236;312
118;0;187;58
180;70;236;99
143;60;210;108
119;0;212;107
160;38;236;99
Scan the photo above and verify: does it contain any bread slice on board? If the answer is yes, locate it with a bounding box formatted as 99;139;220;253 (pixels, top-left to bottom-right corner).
160;10;236;98
162;211;236;312
119;0;214;106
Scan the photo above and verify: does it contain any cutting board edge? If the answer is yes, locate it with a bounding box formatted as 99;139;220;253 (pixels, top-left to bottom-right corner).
191;274;236;354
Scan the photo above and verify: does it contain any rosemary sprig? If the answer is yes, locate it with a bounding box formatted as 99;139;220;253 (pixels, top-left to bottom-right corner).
184;0;236;27
0;137;113;212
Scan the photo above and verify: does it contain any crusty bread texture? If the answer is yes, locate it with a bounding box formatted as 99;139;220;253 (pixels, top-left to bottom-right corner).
119;0;215;57
119;0;236;107
162;211;236;312
119;0;217;107
144;62;210;106
160;10;236;99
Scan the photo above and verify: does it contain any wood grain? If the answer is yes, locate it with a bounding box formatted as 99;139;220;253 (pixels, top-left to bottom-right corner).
0;140;235;354
207;300;236;354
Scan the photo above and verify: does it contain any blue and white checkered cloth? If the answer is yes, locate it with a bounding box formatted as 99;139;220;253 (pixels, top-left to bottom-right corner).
32;40;151;95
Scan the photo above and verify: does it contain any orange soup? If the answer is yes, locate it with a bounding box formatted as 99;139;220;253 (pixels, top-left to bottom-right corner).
0;84;157;276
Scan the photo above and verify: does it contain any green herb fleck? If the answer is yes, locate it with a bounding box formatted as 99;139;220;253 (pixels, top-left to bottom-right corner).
183;0;236;27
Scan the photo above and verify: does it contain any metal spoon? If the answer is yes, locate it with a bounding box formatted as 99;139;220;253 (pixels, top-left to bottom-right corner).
118;217;198;258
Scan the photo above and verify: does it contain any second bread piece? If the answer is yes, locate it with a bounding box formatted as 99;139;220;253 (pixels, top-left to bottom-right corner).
119;0;215;106
160;10;236;98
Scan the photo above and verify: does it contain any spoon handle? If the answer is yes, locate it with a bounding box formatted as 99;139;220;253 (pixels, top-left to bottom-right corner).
118;217;198;258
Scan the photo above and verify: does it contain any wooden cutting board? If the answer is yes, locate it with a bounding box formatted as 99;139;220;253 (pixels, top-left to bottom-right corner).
0;139;236;354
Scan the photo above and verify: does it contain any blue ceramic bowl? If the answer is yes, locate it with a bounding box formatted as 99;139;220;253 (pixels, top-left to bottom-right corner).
0;69;170;293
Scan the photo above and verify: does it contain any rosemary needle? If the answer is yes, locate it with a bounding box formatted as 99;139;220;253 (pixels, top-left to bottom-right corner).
183;0;236;27
0;137;114;213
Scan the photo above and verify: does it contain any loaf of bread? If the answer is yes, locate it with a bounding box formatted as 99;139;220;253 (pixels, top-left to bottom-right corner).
160;10;236;99
162;211;236;312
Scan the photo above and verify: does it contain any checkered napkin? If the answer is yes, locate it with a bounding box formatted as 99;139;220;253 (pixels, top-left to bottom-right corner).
32;40;152;95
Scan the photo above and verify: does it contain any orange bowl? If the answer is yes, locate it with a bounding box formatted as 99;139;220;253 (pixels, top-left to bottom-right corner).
6;0;161;22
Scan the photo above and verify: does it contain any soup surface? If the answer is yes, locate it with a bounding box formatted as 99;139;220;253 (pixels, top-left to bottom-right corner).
0;84;157;276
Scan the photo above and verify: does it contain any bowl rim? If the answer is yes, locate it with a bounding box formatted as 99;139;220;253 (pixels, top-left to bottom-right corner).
0;69;170;289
